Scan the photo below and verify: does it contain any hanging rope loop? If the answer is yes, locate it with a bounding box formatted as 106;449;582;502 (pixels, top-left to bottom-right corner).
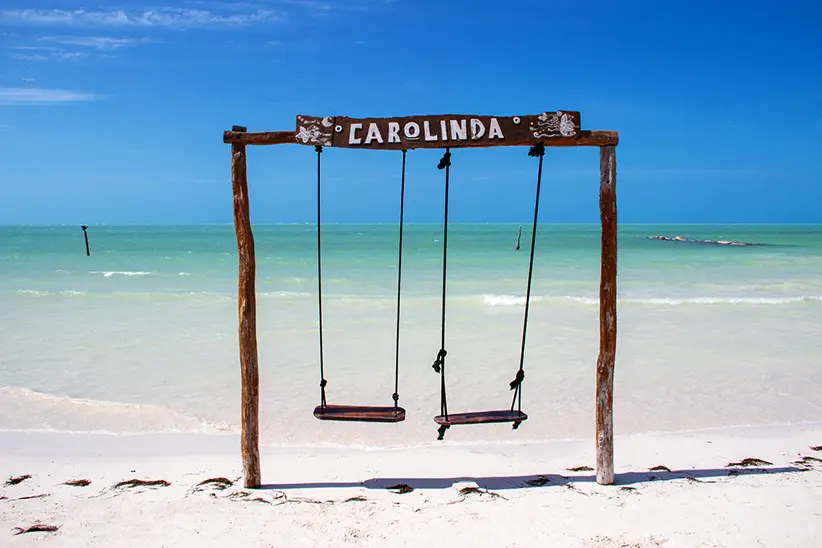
437;150;451;170
528;142;545;158
431;348;447;373
437;424;450;440
509;369;525;390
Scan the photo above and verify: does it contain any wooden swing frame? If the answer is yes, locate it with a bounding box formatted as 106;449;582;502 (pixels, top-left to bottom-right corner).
223;112;619;489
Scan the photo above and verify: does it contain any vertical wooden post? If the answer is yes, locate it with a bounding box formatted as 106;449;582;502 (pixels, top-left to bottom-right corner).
230;125;261;489
596;145;617;485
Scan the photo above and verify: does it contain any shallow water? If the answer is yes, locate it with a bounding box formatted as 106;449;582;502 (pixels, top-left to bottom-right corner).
1;224;821;445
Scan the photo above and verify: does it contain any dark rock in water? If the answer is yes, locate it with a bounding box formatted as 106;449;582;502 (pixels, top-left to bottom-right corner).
644;235;760;246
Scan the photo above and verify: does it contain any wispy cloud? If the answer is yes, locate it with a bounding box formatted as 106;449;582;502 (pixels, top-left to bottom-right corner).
40;36;155;50
0;86;102;105
10;45;89;61
0;7;280;29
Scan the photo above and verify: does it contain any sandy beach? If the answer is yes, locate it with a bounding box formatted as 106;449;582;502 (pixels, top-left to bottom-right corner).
2;422;821;547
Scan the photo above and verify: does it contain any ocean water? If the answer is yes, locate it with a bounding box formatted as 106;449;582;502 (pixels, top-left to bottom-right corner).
1;223;821;446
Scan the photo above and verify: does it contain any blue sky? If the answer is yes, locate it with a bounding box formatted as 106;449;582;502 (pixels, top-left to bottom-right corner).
0;0;820;225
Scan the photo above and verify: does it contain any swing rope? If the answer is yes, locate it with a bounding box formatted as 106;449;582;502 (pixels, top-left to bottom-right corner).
432;148;451;439
392;150;408;414
316;146;409;414
315;145;328;408
509;141;546;426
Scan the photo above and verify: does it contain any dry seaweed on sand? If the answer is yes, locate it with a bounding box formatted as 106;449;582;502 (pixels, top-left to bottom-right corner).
386;483;414;494
566;466;593;472
113;479;171;489
13;522;59;535
725;458;773;468
5;474;31;486
196;477;234;491
649;465;672;472
344;496;368;502
64;479;91;487
810;445;822;451
15;493;51;501
458;486;504;499
525;476;551;487
793;456;822;466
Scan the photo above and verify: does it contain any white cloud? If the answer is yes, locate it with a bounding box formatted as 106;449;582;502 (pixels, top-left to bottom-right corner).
0;86;102;105
40;36;155;50
0;8;280;28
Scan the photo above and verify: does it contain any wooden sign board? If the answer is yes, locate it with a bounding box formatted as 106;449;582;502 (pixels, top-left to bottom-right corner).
294;111;581;150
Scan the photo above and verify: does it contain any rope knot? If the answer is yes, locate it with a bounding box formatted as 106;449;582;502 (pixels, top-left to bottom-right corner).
432;348;447;373
315;145;323;153
392;393;399;402
437;424;450;440
512;420;522;430
528;142;545;158
437;150;451;170
509;370;525;390
320;379;327;388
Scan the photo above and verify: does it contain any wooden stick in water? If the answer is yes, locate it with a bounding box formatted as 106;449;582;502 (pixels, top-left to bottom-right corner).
81;225;90;256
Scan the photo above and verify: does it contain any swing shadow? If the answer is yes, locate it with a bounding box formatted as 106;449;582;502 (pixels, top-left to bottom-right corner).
259;465;804;491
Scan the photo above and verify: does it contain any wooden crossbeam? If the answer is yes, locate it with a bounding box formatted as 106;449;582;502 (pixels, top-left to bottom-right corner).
223;129;619;148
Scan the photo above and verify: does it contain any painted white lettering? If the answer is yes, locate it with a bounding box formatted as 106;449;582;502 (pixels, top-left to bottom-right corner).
488;117;504;140
470;118;485;139
449;119;467;141
387;122;401;143
404;122;420;140
349;123;363;144
364;123;384;144
423;121;438;142
440;120;448;141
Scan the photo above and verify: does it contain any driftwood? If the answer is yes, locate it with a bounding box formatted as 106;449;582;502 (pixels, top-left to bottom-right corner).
231;127;261;489
596;145;617;485
64;479;91;487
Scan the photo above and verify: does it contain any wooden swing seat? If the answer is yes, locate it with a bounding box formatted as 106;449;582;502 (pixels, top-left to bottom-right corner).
434;410;528;426
313;404;406;423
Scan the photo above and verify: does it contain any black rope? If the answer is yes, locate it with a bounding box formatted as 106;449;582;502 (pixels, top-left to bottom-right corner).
393;150;407;414
315;145;327;408
510;142;545;417
433;148;451;422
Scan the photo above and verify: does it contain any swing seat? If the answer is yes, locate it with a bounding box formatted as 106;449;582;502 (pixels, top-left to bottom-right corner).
313;404;406;423
434;410;528;426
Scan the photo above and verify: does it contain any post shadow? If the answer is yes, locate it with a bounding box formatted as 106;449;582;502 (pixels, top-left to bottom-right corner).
258;465;805;492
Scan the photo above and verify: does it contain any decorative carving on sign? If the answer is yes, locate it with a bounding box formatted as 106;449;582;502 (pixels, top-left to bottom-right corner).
295;115;335;145
530;111;579;139
294;111;580;149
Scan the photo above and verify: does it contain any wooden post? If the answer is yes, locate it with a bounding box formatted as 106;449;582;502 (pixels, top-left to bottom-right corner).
230;125;261;489
596;145;617;485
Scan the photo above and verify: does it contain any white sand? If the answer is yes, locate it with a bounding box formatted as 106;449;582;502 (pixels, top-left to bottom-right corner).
2;423;821;547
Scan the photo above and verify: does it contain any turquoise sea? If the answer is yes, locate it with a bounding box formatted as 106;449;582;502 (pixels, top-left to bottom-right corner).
1;224;821;445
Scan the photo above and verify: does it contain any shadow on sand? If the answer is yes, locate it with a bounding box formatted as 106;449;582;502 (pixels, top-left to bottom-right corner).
259;465;805;491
